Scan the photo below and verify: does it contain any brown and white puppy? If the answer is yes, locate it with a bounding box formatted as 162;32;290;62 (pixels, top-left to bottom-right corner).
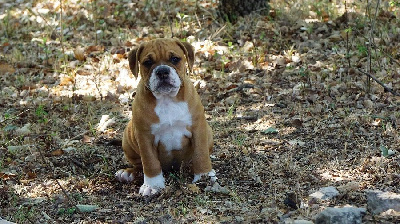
115;38;216;196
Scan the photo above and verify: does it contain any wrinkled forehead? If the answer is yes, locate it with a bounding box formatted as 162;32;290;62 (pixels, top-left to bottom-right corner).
140;40;185;61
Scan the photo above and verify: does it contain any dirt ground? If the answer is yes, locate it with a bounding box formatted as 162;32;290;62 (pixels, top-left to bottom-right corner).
1;0;400;223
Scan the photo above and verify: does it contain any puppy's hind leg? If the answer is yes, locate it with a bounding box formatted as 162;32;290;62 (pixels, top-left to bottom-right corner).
115;120;143;182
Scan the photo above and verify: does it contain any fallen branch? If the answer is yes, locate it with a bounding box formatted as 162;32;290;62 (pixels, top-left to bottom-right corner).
357;69;400;96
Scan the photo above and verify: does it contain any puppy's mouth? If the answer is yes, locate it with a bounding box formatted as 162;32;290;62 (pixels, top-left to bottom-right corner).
155;81;179;93
149;65;182;97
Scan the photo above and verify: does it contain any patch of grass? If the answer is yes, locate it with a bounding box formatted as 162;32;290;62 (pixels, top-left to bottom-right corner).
13;205;37;223
229;188;242;203
357;44;368;57
176;201;189;217
194;195;209;207
88;121;97;136
38;37;51;63
234;134;247;146
58;207;76;216
35;104;48;123
1;9;13;38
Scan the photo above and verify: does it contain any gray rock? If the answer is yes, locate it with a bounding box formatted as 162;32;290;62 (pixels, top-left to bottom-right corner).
0;217;17;224
315;206;366;224
310;186;339;201
293;220;314;224
367;190;400;215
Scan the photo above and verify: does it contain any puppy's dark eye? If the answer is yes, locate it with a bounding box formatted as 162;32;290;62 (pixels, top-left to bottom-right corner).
143;59;153;68
170;56;181;64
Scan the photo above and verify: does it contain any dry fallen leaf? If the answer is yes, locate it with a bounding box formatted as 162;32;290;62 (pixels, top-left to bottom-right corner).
86;45;105;54
60;76;74;86
26;171;37;180
186;184;200;193
74;46;86;61
0;172;16;180
50;149;65;156
0;62;15;75
82;135;93;143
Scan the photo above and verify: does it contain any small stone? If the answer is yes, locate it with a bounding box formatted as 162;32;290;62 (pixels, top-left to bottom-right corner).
76;204;99;213
0;217;16;224
82;95;96;101
204;182;230;194
288;139;306;147
363;99;374;108
337;181;360;193
235;216;244;222
7;145;24;153
241;41;254;52
293;220;313;224
15;123;31;135
224;95;238;106
313;104;323;113
275;56;286;67
310;186;339;201
63;147;76;153
315;206;366;224
328;32;342;42
291;55;301;63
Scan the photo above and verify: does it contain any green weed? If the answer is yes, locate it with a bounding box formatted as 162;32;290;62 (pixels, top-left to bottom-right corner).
175;201;189;217
234;134;247;146
38;37;51;63
58;207;76;216
227;103;235;119
13;206;36;223
35;104;48;123
194;195;209;207
357;44;368;57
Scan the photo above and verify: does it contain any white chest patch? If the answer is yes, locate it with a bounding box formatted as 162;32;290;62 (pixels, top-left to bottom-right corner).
151;97;192;152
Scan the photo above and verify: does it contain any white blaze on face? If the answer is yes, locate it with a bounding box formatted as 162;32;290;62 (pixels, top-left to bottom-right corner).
149;65;181;99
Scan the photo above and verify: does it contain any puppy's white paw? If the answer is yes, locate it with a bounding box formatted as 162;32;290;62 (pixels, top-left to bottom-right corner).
193;169;217;183
139;173;165;196
115;169;134;182
139;184;162;196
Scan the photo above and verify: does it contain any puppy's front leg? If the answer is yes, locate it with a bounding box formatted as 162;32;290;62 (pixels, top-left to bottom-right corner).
137;136;165;196
191;121;217;183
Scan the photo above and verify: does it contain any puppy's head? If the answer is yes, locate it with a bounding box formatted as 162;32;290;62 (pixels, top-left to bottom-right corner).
128;38;194;98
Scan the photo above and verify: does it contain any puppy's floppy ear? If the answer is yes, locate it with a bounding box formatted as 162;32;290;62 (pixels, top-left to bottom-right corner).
177;41;195;73
128;45;144;78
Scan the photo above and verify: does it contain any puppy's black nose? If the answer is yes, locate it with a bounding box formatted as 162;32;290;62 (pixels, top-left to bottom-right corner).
156;67;170;80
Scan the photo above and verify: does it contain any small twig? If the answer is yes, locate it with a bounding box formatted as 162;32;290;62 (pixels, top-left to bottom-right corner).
94;71;103;100
227;83;255;93
60;0;65;60
69;130;90;141
166;3;174;38
366;0;381;93
195;12;202;28
209;24;226;40
35;145;79;210
92;0;98;45
357;69;400;96
344;1;351;76
369;41;400;67
27;8;51;28
0;109;30;123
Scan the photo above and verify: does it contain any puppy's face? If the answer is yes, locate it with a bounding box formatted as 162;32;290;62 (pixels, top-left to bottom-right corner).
128;39;194;98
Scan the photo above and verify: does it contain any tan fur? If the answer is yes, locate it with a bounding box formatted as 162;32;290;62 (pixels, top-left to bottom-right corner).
122;38;213;178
